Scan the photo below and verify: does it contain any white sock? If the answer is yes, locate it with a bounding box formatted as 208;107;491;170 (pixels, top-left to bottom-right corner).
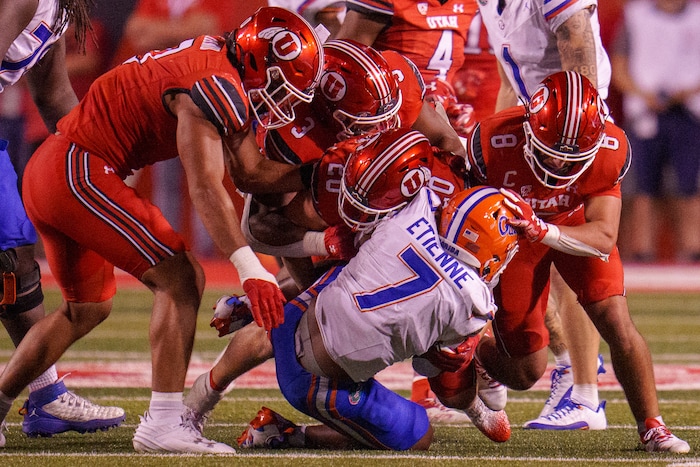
554;350;571;368
570;384;599;408
28;366;59;393
148;392;184;425
0;391;16;421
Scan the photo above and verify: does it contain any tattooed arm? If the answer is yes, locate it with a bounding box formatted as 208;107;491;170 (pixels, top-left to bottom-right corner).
555;7;598;88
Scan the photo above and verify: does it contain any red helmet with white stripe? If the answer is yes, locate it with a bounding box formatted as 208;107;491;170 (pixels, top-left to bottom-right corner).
523;71;608;188
227;7;324;129
316;39;402;140
339;128;432;232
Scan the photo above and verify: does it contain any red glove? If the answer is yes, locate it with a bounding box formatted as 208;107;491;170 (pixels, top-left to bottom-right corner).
446;102;476;137
324;224;358;260
242;279;286;331
500;188;549;242
417;334;480;374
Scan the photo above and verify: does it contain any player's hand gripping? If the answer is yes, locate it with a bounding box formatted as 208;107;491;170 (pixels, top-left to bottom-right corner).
324;224;358;260
416;334;480;375
230;247;286;331
500;188;549;242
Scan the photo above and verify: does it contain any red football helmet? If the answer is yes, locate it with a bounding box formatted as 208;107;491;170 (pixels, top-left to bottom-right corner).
438;186;519;284
316;39;402;140
523;71;608;188
339;128;433;232
227;7;324;129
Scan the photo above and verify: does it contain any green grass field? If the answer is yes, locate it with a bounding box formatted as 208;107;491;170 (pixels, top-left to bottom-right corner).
0;288;699;466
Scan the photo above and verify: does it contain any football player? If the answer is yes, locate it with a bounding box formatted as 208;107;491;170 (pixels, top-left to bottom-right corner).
0;7;324;453
0;0;125;445
467;71;690;453
478;0;613;430
231;134;518;449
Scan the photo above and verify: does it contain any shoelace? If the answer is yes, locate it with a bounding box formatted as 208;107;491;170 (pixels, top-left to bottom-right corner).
476;366;502;389
58;391;97;408
544;401;579;421
543;366;569;407
643;425;672;445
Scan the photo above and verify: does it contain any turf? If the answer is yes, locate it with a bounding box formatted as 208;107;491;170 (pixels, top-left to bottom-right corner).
0;289;698;466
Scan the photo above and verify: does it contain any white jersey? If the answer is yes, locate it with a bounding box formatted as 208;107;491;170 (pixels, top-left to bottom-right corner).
313;188;496;382
0;0;66;92
479;0;610;100
267;0;345;26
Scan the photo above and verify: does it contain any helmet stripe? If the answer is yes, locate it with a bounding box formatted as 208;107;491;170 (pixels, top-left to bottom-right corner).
354;131;428;196
562;71;583;148
445;186;500;244
325;40;393;107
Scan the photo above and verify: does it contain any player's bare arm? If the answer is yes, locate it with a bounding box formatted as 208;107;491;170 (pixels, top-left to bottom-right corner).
0;0;35;57
559;195;622;256
412;102;466;158
169;92;251;257
26;37;78;131
495;60;518;112
555;8;598;88
223;129;305;194
333;9;385;44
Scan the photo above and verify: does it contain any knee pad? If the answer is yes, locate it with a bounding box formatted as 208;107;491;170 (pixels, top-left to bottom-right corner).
0;261;43;317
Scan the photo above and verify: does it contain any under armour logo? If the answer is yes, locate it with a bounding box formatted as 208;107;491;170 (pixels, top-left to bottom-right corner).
104;165;115;174
453;4;464;13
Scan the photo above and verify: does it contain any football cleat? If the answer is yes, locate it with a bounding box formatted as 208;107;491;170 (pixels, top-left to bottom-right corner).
535;354;606;420
465;397;511;443
20;379;125;437
0;420;6;447
537;363;573;419
640;418;690;453
474;333;507;411
210;295;254;337
132;411;235;453
417;398;471;424
237;406;303;448
524;399;607;431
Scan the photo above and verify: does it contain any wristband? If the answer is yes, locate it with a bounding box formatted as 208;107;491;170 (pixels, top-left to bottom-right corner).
229;246;277;284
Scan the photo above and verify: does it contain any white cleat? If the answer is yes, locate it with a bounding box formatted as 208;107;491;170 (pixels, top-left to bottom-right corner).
183;372;224;434
417;398;471;424
474;358;507;411
132;411;235;454
640;418;691;453
524;399;607;430
0;421;6;447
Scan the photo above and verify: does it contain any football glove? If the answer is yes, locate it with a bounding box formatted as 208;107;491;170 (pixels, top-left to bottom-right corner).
413;334;481;376
500;188;549;242
323;224;358;260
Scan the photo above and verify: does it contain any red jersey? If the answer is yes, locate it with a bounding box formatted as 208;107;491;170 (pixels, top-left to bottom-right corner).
346;0;476;84
58;35;249;179
451;9;499;121
260;50;426;165
467;107;631;226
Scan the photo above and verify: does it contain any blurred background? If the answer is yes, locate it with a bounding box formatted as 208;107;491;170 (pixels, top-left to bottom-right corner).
1;0;698;266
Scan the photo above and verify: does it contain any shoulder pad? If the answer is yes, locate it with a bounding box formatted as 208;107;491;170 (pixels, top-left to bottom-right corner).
190;75;248;136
